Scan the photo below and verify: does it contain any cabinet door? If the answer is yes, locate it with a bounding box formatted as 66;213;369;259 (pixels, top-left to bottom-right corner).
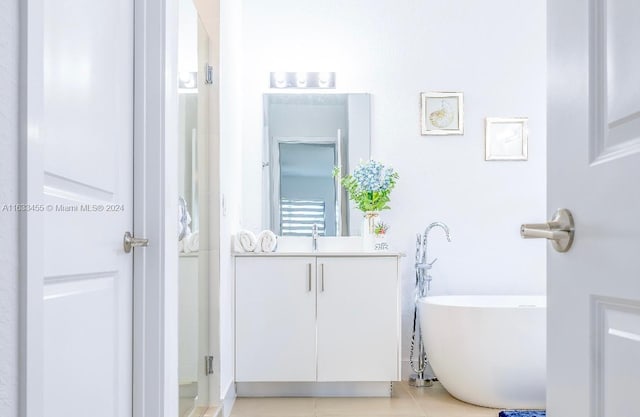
316;257;399;381
235;257;317;381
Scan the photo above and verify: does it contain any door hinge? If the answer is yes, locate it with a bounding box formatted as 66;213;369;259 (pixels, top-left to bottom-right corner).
204;64;214;85
205;355;214;375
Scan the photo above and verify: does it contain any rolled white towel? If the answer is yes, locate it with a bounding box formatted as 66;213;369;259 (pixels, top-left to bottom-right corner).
232;235;245;253
186;231;199;252
179;232;194;254
180;234;192;254
234;230;257;252
256;230;278;253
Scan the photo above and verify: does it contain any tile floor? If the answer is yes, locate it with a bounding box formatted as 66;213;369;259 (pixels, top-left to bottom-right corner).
229;381;503;417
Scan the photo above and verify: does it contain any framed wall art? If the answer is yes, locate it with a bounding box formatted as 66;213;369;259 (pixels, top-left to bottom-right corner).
420;92;464;135
485;117;529;161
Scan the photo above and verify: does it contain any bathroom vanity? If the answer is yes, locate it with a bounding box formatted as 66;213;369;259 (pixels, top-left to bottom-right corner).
233;252;402;397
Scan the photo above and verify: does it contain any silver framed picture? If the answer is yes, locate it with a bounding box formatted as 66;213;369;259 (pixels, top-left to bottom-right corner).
485;117;529;161
420;92;464;135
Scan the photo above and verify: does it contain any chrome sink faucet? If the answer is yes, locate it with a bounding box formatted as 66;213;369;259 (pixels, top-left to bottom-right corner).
312;224;319;251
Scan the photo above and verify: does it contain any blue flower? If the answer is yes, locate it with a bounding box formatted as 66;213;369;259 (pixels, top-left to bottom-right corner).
334;159;399;212
353;160;395;192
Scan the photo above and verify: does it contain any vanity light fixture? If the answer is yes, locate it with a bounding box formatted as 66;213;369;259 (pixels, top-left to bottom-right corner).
269;72;336;89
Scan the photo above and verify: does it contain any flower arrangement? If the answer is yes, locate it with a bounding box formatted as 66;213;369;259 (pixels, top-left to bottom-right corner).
333;160;399;213
374;222;389;236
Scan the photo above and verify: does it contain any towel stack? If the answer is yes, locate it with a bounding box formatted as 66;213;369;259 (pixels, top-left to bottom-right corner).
179;231;200;254
234;230;278;253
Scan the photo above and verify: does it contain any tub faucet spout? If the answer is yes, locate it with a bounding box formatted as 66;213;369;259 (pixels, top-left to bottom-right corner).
417;222;452;295
424;222;452;245
423;222;451;264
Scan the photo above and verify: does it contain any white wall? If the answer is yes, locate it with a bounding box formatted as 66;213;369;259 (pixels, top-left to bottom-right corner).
240;0;547;372
0;0;19;415
178;0;198;75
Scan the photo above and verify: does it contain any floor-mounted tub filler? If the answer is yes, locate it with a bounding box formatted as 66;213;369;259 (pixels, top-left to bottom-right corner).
419;295;546;409
409;222;451;387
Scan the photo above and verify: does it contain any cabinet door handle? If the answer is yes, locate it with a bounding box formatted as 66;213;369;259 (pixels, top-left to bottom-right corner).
320;263;325;292
307;263;312;292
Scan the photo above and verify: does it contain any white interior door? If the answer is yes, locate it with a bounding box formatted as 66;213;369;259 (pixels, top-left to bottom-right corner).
547;0;640;415
41;0;133;416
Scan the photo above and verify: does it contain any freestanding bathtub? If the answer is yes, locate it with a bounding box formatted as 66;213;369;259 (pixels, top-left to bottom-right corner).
418;295;546;409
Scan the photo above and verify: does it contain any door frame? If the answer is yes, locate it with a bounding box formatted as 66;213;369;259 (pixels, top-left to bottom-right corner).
18;0;179;416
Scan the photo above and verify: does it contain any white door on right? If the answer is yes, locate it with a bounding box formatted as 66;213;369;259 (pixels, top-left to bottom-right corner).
547;1;640;416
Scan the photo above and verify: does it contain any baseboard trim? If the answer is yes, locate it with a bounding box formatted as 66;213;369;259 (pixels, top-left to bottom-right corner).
221;380;236;417
235;382;393;397
198;406;221;417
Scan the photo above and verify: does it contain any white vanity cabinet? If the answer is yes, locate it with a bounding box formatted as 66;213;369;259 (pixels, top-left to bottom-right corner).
235;256;317;382
316;256;399;381
234;253;401;394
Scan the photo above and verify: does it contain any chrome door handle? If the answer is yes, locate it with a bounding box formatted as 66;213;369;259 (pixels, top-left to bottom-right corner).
307;263;312;292
521;208;575;253
320;263;325;292
123;231;149;253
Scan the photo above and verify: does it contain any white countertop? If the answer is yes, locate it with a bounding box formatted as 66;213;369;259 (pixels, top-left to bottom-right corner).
231;236;405;257
233;251;405;257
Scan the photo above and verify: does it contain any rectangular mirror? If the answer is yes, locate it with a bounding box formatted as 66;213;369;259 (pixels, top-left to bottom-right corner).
263;93;371;236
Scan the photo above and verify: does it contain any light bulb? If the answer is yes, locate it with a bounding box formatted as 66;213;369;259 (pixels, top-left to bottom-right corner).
296;72;308;87
274;72;287;88
318;72;331;87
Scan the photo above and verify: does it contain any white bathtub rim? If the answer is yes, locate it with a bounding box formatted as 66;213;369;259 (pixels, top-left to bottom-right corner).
418;294;546;309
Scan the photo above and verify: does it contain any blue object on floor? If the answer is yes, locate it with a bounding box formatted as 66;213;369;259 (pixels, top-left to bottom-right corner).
498;411;546;417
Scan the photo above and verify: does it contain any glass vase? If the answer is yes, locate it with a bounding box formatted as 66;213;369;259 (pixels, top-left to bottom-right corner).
362;211;379;250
